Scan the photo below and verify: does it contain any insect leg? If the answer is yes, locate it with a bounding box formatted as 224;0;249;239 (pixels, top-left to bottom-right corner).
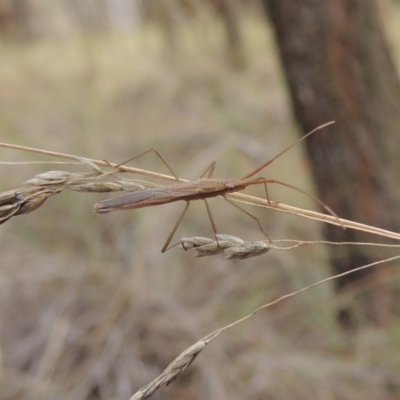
263;182;279;206
223;195;272;243
203;199;220;246
200;161;217;178
265;179;344;229
161;201;190;253
113;148;182;182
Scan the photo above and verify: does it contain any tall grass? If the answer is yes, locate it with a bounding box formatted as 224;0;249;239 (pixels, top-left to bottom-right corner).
1;6;400;400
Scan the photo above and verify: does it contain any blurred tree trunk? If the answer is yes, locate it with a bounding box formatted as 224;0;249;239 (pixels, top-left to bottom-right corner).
65;0;109;33
142;0;179;55
262;0;400;326
0;0;31;40
214;0;245;68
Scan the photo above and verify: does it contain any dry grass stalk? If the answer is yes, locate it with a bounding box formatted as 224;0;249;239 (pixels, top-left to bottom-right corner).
2;141;400;242
129;253;400;399
181;235;400;259
2;143;400;399
129;331;221;400
231;195;400;241
0;156;147;225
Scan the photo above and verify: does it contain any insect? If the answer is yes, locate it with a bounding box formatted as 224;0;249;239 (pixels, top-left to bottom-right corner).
94;121;339;253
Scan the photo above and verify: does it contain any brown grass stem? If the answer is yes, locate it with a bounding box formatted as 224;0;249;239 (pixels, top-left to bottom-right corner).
1;141;400;242
129;254;400;399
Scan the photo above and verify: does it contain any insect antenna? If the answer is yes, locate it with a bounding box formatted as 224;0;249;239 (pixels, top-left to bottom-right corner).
242;121;335;180
110;148;182;182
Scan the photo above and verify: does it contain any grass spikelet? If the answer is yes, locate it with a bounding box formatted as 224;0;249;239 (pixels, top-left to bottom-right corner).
129;254;400;399
181;234;271;259
129;333;220;400
0;155;147;224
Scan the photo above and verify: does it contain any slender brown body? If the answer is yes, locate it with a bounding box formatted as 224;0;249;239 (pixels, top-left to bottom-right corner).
93;122;337;252
94;178;248;212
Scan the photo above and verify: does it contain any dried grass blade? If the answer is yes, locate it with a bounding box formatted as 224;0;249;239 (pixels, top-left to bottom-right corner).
0;141;175;181
229;193;400;241
129;331;221;400
128;254;400;399
2;141;400;243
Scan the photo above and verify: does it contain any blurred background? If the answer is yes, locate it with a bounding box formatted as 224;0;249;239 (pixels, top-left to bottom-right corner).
1;1;400;399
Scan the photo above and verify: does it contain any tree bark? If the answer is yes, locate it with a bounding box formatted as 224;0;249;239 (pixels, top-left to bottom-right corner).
0;0;31;40
214;0;245;68
263;0;400;325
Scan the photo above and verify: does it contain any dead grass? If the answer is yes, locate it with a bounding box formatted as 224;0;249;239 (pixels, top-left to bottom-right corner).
1;4;400;400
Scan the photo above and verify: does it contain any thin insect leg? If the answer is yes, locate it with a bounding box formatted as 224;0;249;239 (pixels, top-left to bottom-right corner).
246;178;345;230
162;201;190;253
263;183;279;205
223;195;272;243
203;199;220;246
265;179;344;229
113;148;181;182
200;161;217;178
